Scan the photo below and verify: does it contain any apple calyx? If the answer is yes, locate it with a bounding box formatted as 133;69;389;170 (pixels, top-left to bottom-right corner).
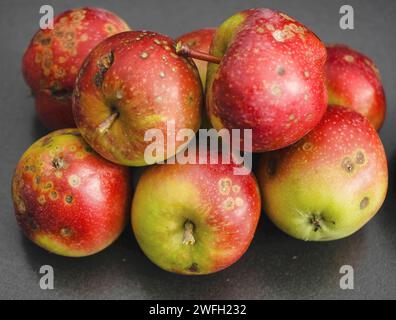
175;41;221;64
182;220;196;245
97;112;119;134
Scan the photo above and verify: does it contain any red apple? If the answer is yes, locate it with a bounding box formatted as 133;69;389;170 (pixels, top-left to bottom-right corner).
73;31;202;166
132;152;261;274
22;7;130;129
178;9;327;152
257;106;388;241
326;44;386;130
176;28;216;86
11;128;131;257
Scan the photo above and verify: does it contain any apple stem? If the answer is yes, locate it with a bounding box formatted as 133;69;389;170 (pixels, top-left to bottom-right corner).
175;41;221;64
97;112;119;134
182;220;196;245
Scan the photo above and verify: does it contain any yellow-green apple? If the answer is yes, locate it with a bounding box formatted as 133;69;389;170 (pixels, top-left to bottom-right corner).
22;7;130;129
132;152;261;274
257;106;388;241
326;44;386;131
176;28;216;86
177;8;327;152
73;31;202;166
11;129;131;257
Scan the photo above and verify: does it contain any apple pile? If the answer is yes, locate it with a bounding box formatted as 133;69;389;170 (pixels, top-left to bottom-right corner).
12;7;388;274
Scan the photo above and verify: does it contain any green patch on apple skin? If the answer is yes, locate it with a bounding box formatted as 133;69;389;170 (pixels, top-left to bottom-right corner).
206;12;247;92
132;170;217;275
34;234;88;257
327;87;348;108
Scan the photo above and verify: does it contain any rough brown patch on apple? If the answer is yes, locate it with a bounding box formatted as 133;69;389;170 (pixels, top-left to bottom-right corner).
94;51;114;88
342;157;354;173
219;178;232;195
65;194;73;204
360;197;369;209
52;157;65;169
355;150;366;165
60;227;74;238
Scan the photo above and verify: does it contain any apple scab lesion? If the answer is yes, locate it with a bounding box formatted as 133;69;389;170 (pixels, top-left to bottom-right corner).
65;194;73;204
341;157;354;173
360;197;369;209
52;157;65;170
219;178;232;195
355;150;366;165
94;50;115;88
60;227;74;238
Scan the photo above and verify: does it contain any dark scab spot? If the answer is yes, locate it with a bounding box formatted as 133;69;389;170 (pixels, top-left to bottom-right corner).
277;66;286;76
94;50;114;88
65;195;73;204
356;151;365;165
360;197;369;209
60;227;73;238
342;157;354;173
35;176;41;185
188;263;199;273
52;157;64;169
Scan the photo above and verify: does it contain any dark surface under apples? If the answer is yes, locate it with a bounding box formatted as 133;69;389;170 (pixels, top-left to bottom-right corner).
1;0;395;300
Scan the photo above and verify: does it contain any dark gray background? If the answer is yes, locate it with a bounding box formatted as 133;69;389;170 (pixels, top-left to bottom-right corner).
0;0;395;300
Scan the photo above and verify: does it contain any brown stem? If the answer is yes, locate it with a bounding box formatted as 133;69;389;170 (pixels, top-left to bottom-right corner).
182;220;196;245
175;41;221;64
97;112;119;134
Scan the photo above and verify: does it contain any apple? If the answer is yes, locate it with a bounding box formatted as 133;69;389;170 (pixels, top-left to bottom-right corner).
11;128;131;257
131;152;261;274
176;8;327;152
73;31;202;166
326;44;386;131
257;106;388;241
22;7;130;129
176;28;216;86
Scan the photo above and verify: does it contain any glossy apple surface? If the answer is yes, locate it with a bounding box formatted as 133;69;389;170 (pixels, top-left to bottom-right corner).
73;31;202;166
132;153;261;274
257;106;388;241
12;129;131;257
22;7;130;129
326;44;386;130
206;8;327;152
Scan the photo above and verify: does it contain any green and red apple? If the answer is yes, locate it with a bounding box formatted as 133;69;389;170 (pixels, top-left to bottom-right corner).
132;153;261;274
12;129;131;257
326;44;386;130
197;8;328;152
22;7;130;129
257;106;388;241
73;31;202;166
176;28;216;86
